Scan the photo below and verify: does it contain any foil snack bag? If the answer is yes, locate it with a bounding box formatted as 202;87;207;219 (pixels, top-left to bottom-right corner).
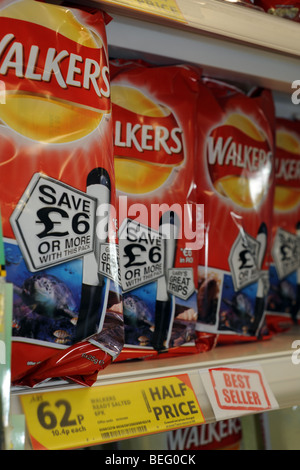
0;0;123;387
266;118;300;329
167;418;243;451
254;0;300;21
110;61;213;361
196;78;276;343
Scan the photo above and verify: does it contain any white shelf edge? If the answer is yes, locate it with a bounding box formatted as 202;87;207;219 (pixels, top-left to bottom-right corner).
10;326;300;449
177;0;300;57
11;326;299;388
92;0;300;58
105;12;300;95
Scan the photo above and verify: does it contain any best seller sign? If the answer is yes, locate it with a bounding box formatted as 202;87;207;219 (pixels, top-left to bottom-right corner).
200;364;279;421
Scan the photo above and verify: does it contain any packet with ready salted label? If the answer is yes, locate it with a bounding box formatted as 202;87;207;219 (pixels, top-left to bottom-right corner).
110;60;215;360
266;118;300;330
0;0;123;387
196;78;276;343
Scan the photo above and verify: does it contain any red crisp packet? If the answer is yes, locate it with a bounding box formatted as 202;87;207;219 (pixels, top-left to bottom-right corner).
12;312;124;387
110;60;214;361
266;118;300;332
0;0;123;387
167;418;243;450
254;0;300;20
196;78;276;344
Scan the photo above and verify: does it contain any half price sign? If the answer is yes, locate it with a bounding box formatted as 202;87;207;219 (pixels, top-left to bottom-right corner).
200;364;279;421
20;374;204;450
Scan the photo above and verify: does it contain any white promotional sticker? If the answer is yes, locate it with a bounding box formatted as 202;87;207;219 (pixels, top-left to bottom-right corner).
99;243;120;285
200;364;279;421
10;173;96;271
167;268;194;300
228;231;261;291
118;218;164;292
272;227;299;280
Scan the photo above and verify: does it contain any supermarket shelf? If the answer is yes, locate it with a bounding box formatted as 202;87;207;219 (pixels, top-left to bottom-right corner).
93;0;300;94
8;0;300;449
97;326;300;421
11;325;300;424
95;0;300;56
70;1;300;113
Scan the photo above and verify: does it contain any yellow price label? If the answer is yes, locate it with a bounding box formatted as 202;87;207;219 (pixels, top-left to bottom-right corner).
101;0;186;23
21;374;204;450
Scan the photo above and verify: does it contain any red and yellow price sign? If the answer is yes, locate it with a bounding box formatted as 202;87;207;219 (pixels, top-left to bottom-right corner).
21;374;204;450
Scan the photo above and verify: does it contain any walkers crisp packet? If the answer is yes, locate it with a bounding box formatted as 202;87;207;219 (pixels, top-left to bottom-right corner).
254;0;300;21
196;78;276;344
110;60;215;360
266;118;300;330
0;0;123;387
167;418;243;450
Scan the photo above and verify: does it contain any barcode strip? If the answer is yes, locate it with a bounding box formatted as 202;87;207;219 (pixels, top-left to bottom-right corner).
101;425;147;439
142;390;152;413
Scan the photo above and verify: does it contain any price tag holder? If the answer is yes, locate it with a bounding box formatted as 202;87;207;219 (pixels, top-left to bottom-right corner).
200;364;279;421
100;0;186;23
20;374;204;450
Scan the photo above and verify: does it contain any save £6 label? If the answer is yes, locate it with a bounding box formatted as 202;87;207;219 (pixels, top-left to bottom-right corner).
10;173;96;271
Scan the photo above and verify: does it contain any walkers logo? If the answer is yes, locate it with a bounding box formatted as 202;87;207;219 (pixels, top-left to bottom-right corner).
206;113;273;209
0;0;110;143
167;419;242;451
274;129;300;211
112;84;184;194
